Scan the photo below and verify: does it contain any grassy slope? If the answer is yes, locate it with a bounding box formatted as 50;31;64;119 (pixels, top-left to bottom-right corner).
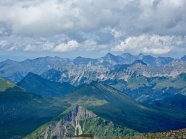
1;78;186;138
0;78;68;139
17;72;75;97
24;82;186;138
0;78;15;92
55;82;186;133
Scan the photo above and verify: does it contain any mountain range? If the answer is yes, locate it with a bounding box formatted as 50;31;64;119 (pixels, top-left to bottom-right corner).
0;53;186;139
0;53;185;85
24;81;186;138
103;72;186;103
1;77;186;139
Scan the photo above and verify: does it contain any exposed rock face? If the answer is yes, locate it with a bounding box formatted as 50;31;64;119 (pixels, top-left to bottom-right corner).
26;105;134;139
41;105;97;138
0;53;185;84
62;105;97;136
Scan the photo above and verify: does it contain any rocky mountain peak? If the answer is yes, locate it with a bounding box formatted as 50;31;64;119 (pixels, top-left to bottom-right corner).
121;53;135;58
24;72;36;78
137;53;144;59
29;105;99;138
20;72;40;83
66;104;97;120
104;52;114;57
131;60;147;66
25;102;136;139
181;55;186;62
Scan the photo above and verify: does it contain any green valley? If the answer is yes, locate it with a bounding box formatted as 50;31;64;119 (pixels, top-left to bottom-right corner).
0;78;68;139
1;78;186;139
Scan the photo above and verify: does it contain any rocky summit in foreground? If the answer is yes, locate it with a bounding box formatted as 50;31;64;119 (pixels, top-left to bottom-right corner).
123;128;186;139
65;128;186;139
24;105;136;139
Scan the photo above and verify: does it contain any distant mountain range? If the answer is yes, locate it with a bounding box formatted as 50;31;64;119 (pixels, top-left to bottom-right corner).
8;68;186;102
0;53;186;102
103;72;186;103
40;58;186;87
0;53;185;86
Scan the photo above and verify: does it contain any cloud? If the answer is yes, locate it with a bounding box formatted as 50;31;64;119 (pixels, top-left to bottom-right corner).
22;40;79;52
53;40;79;52
0;23;11;36
81;40;97;51
0;0;186;58
0;40;8;48
80;39;108;51
112;34;184;55
0;1;81;36
137;0;186;35
0;0;186;37
2;38;109;53
110;29;122;39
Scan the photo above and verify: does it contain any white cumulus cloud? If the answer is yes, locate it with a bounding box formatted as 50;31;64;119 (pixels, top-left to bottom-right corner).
0;0;186;58
0;0;186;36
53;40;79;52
112;34;184;55
0;40;8;48
11;40;80;52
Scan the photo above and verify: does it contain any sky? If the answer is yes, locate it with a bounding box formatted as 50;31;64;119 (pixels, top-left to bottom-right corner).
0;0;186;61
